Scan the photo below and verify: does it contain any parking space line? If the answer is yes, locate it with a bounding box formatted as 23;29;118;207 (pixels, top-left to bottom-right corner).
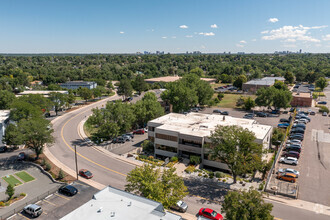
73;182;88;187
54;193;71;200
17;213;30;220
43;199;57;206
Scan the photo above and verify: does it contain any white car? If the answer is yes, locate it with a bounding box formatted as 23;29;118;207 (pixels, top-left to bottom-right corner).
287;139;302;145
278;168;300;177
294;119;307;124
279;157;298;165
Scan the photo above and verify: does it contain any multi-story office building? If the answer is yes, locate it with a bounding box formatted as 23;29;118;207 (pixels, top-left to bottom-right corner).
148;113;272;171
59;81;97;90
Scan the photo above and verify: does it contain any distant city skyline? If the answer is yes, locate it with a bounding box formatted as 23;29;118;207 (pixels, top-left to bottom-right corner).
0;0;329;53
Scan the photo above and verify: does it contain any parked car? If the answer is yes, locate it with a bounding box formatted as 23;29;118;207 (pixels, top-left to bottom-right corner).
289;107;295;112
292;124;306;130
294;119;307;124
0;146;7;153
322;112;328;116
112;137;126;143
171;200;188;213
23;204;43;218
318;101;327;105
287;139;302;145
310;111;316;115
198;208;223;220
124;133;134;139
59;185;78;196
191;107;199;112
279;157;298;165
243;113;254;119
285;146;301;153
290;128;305;134
220;111;229;115
79;169;93;179
299;115;310;122
286;143;302;148
278;168;300;177
278;123;290;128
283;151;300;159
271;109;280;114
213;109;222;114
121;134;132;142
289;134;304;141
280;118;290;123
277;172;297;183
133;129;145;135
256;112;267;117
17;152;26;161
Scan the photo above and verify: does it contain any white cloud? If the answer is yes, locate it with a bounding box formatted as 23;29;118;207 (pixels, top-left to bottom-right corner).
199;32;215;36
179;25;188;29
236;44;244;48
240;40;247;44
261;25;327;42
315;44;322;47
261;30;269;34
252;39;257;42
185;35;193;38
119;31;124;34
161;36;167;39
283;39;296;42
201;45;206;49
268;18;279;23
210;24;218;29
172;36;177;39
282;44;297;48
322;34;330;41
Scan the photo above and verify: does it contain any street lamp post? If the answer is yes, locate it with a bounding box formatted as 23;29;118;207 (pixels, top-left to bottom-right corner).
74;145;78;180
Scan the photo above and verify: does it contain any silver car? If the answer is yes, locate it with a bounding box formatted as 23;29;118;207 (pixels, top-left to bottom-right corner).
278;168;300;177
171;200;188;213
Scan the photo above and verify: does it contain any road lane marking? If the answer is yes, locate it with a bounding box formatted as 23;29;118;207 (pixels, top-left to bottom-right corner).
43;199;57;206
54;193;71;200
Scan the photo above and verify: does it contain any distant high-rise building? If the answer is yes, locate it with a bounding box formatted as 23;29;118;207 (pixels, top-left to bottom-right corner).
299;49;302;54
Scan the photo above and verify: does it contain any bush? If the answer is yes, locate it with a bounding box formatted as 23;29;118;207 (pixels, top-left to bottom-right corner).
259;181;265;191
0;201;5;207
222;179;226;183
189;155;201;165
6;185;14;200
184;165;196;173
319;106;329;113
58;169;65;180
41;159;46;166
209;172;214;179
45;162;51;171
49;171;57;179
215;171;225;178
20;193;26;197
170;156;178;162
198;173;202;177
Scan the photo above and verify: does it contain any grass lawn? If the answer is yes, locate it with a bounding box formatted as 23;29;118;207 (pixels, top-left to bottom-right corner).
75;96;83;101
214;93;256;108
2;175;22;187
15;171;35;183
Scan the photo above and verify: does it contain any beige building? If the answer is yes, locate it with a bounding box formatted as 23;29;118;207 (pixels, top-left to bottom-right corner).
145;76;216;84
148;113;272;171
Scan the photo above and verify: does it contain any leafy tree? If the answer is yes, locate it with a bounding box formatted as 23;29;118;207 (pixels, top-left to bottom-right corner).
222;189;273;220
117;79;133;99
77;87;92;102
92;86;106;99
243;97;255;110
273;81;287;90
316;77;328;91
255;86;292;110
209;125;263;183
132;76;149;95
284;71;294;84
271;128;285;148
17;94;53;112
47;84;62;90
219;74;233;83
233;75;247;90
189;67;204;76
125;164;188;209
67;90;76;105
107;81;114;90
9;100;43;121
6;184;15;200
3;123;25;147
49;92;67;115
0;90;16;110
217;93;224;100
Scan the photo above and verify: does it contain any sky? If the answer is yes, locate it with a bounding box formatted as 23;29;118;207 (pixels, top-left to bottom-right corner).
0;0;329;53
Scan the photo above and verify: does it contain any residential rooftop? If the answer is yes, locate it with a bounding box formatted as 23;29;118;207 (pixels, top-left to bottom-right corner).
244;77;285;86
144;76;216;83
149;113;272;140
0;110;10;123
60;186;182;220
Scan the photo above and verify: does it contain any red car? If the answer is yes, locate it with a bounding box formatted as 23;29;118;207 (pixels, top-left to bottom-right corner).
133;129;145;135
198;208;223;220
79;169;93;179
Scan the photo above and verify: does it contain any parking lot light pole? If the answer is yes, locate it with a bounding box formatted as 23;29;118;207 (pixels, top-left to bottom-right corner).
74;145;78;180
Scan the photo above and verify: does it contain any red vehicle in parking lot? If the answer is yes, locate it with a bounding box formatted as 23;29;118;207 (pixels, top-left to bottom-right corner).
133;129;145;135
198;208;223;220
283;151;300;159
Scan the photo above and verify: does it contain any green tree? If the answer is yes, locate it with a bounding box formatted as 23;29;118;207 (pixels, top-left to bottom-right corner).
77;87;92;102
284;71;294;84
271;128;285;148
0;90;16;110
6;184;15;200
316;77;328;91
17;94;53;112
255;87;292;110
3;123;25;147
222;189;273;220
67;90;76;105
92;86;106;99
9;100;43;122
132;76;149;95
117;79;133;99
125;164;188;209
209;125;263;183
189;67;204;76
47;84;62;90
273;81;287;90
233;75;247;90
243;97;255;110
49;92;67;115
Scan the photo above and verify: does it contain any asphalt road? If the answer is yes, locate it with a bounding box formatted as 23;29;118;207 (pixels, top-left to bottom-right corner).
48;91;330;219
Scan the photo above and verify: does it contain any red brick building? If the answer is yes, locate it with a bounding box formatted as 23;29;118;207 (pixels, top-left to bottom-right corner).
291;92;313;107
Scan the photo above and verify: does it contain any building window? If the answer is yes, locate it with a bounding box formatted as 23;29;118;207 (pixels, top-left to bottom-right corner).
156;144;177;153
156;133;178;142
148;126;155;132
179;139;202;148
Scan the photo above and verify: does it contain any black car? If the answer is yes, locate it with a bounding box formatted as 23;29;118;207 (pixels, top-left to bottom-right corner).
280;118;290;123
221;111;229;115
310;111;316;115
289;107;295;112
0;146;7;153
289;134;304;141
213;109;222;114
291;128;305;134
59;185;78;196
285;146;302;153
318;101;327;105
256;112;267;117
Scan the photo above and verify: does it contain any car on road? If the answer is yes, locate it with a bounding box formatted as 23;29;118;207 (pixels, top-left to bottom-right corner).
23;204;43;218
124;133;134;139
112;137;126;143
171;200;188;213
318;101;327;105
59;185;78;196
277;172;297;183
213;109;222;114
283;151;300;159
322;112;328;116
17;152;26;161
133;129;145;135
280;118;290;123
279;157;298;165
198;208;223;220
220;111;229;115
256;112;267;117
278;168;300;177
0;146;7;153
278;123;290;128
243;113;254;119
79;169;93;179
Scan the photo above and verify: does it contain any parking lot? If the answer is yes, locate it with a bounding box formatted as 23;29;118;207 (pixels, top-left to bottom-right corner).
9;181;99;220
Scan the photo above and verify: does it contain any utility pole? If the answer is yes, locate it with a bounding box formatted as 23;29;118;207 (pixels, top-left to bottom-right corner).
74;145;78;180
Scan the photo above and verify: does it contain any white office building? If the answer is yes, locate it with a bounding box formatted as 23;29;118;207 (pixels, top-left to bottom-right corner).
0;110;10;146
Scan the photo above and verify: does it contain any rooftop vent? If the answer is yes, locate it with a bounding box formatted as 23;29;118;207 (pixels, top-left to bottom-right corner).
97;207;103;213
128;201;132;207
110;212;115;217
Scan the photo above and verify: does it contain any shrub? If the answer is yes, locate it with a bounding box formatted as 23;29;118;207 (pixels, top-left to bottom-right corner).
209;172;214;179
58;169;65;180
259;181;265;191
222;179;226;183
319;106;329;113
184;165;196;173
0;201;5;207
189;155;201;165
49;171;57;179
41;159;46;166
20;193;26;197
215;171;225;178
170;156;178;162
6;185;14;200
198;173;202;177
45;162;51;171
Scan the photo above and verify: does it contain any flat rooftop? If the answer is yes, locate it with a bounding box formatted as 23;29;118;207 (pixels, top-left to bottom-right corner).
149;113;272;140
16;90;68;97
292;92;312;98
60;81;95;85
60;186;182;220
145;76;216;83
0;110;10;123
244;77;285;86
